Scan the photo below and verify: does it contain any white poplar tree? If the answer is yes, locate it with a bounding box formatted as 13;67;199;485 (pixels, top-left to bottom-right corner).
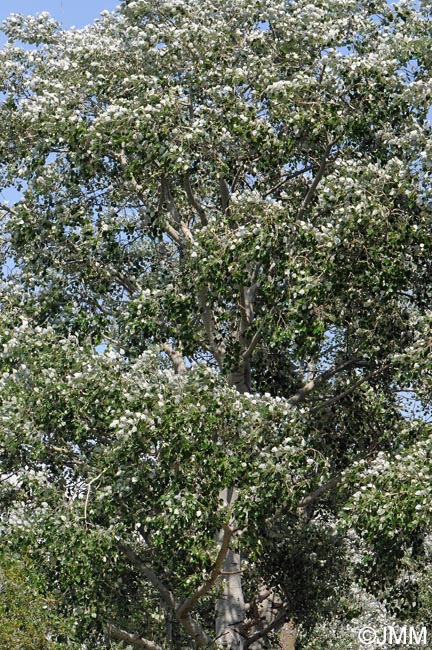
1;1;432;647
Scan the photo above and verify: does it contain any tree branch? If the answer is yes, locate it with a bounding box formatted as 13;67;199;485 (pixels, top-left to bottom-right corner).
244;606;288;648
83;469;107;526
162;175;194;244
176;523;233;619
242;326;262;362
106;624;164;650
114;156;184;250
238;285;255;336
164;222;182;245
63;238;137;296
118;543;176;610
162;342;187;374
263;164;314;198
268;474;342;528
119;543;213;648
297;140;335;220
198;287;225;368
297;474;342;509
218;173;230;214
309;367;382;413
183;174;208;226
177;614;212;648
287;358;369;406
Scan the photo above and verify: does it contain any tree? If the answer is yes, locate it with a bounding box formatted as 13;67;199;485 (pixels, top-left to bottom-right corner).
1;0;432;647
0;553;72;649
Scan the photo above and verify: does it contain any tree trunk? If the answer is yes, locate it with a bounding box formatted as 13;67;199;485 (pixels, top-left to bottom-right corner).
279;621;297;650
215;488;245;648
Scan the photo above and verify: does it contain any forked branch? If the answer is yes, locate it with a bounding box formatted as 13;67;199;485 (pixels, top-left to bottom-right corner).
287;358;369;406
119;542;214;648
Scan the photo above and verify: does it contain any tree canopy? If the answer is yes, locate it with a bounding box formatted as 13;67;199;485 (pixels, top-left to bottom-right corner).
1;0;432;648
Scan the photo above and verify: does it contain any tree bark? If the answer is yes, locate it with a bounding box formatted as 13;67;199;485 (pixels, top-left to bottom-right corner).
215;488;245;648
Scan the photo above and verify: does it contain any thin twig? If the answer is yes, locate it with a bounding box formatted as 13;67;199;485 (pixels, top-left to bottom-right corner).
83;469;107;525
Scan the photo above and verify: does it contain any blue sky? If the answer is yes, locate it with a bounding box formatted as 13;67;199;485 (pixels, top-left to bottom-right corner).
0;0;119;45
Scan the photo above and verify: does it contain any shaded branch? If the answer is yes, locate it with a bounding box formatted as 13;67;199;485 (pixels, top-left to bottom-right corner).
238;285;255;335
297;474;342;509
231;162;245;193
106;624;163;650
46;444;86;465
118;543;176;610
244;606;288;648
84;469;107;526
62;238;137;296
162;175;194;244
242;326;262;362
287;358;369;406
309;367;383;413
113;270;136;296
177;614;212;648
297;140;335;220
183;174;208;226
176;523;233;619
269;474;342;528
115;152;184;249
218;173;230;214
198;287;225;368
263;164;314;198
164;222;182;245
1;204;18;217
119;543;213;648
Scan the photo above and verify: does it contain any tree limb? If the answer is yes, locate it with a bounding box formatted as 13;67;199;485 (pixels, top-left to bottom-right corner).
218;173;230;214
268;474;342;528
238;285;255;336
177;614;212;648
176;523;233;619
119;543;213;648
106;624;164;650
183;174;208;226
84;469;107;526
164;222;182;245
297;140;335;220
263;164;315;198
242;326;262;362
118;543;176;610
198;287;225;368
244;606;288;648
162;342;187;374
287;358;369;406
297;474;342;509
162;175;194;244
309;367;382;413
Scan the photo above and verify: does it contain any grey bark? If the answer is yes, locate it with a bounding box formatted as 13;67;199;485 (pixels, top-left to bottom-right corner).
215;488;245;649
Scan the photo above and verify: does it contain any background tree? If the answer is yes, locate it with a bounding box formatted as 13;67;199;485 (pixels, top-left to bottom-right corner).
1;0;432;647
0;553;73;649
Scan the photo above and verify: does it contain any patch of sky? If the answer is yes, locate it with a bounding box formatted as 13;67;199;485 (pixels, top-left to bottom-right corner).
0;0;119;45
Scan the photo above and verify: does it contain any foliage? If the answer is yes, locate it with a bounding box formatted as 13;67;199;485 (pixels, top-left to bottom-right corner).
0;553;72;649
